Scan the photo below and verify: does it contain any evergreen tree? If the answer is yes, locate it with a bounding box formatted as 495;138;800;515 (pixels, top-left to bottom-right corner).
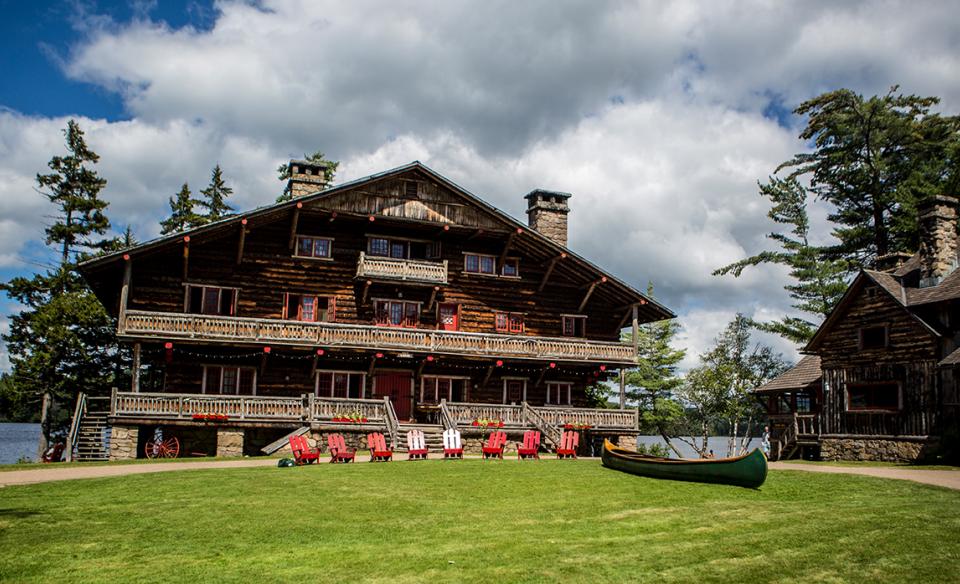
623;285;686;407
714;177;850;344
198;164;234;221
779;86;960;263
276;150;339;202
36;120;110;265
160;183;203;234
1;120;126;455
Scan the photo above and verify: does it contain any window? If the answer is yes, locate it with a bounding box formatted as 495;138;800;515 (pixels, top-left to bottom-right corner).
368;237;441;260
315;371;365;399
846;383;900;412
369;237;390;257
562;315;587;337
203;366;256;395
501;258;520;278
796;393;813;413
420;376;467;403
437;303;460;331
546;382;572;406
859;326;887;350
465;253;496;275
495;311;524;333
294;236;333;259
186;285;237;316
283;294;335;322
374;300;420;327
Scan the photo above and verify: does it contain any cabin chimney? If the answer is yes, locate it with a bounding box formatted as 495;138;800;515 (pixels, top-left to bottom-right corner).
918;195;959;288
524;189;572;247
287;159;330;198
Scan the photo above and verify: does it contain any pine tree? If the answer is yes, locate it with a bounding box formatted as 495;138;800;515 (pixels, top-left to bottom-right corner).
1;120;126;456
714;176;850;344
198;164;234;221
160;183;203;234
276;150;339;202
623;285;686;407
36;120;110;265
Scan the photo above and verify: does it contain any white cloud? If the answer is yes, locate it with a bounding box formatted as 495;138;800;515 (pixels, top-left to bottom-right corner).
2;0;960;373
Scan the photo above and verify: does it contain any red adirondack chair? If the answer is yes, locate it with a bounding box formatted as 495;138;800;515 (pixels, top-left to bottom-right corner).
406;429;428;460
289;434;320;465
367;432;393;462
517;430;541;460
481;431;507;460
326;433;355;463
556;430;579;459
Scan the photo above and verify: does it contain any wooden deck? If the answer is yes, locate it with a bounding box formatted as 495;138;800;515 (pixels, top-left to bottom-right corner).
356;252;448;285
108;391;639;444
120;310;636;363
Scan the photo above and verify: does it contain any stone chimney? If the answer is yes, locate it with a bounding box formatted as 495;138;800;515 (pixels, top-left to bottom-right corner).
918;194;959;288
287;159;331;198
524;189;572;247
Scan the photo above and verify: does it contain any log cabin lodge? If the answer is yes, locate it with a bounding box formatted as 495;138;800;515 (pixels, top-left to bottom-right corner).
72;160;673;460
757;195;960;463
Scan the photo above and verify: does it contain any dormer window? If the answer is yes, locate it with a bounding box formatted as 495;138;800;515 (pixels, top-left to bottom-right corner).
295;236;333;259
859;326;888;350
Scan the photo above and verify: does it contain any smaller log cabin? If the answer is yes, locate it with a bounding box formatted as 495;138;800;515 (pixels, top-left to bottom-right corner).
74;160;674;460
758;195;960;462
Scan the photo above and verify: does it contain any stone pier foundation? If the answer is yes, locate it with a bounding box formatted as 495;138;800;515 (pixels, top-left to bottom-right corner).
109;425;139;461
216;428;244;457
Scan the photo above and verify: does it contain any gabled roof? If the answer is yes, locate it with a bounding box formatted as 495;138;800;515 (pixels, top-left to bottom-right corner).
753;355;821;394
79;161;674;320
804;269;941;353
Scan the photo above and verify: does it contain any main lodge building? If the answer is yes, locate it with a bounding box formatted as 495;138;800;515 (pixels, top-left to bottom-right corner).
72;160;673;460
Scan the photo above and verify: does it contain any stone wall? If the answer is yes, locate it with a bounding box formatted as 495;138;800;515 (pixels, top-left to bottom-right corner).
918;194;958;287
109;425;139;461
216;428;244;458
820;437;935;462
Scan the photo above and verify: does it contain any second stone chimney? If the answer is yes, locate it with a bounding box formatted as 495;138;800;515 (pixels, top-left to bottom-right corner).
918;194;959;288
287;159;331;198
525;189;572;247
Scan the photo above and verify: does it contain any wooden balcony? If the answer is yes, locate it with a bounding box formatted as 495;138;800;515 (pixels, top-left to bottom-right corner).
121;310;636;363
356;252;448;285
109;391;639;433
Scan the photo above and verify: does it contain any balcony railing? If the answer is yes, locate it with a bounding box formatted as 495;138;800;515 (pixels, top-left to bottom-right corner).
121;310;636;363
109;391;640;432
356;252;448;285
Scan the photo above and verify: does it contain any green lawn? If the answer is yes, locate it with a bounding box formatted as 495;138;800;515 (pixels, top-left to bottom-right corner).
1;460;958;583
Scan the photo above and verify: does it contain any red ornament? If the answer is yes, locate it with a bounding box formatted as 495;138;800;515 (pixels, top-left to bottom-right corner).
495;360;503;367
375;352;384;359
183;236;190;243
316;349;325;356
599;365;606;372
263;346;271;353
426;355;434;362
164;342;174;350
549;362;556;369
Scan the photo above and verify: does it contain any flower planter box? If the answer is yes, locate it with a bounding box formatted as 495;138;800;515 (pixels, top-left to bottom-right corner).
192;413;229;422
332;417;369;424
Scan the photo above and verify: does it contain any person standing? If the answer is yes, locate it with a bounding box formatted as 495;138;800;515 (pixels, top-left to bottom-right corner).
762;425;771;457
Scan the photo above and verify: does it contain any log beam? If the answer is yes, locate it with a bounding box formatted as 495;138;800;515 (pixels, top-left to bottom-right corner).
426;286;439;313
466;228;484;241
535;367;547;388
119;254;132;332
631;304;640;356
131;342;141;393
361;280;372;306
578;278;605;312
368;355;378;378
482;365;495;387
288;203;302;250
499;228;521;266
538;253;566;292
614;307;632;335
619;369;626;409
182;237;190;281
236;219;248;265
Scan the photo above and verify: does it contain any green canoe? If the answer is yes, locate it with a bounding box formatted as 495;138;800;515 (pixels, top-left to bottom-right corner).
601;440;768;489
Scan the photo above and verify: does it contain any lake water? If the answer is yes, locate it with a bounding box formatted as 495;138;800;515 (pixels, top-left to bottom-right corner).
635;435;760;459
0;423;42;464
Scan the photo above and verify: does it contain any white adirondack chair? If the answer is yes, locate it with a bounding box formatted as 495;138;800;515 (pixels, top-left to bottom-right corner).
442;428;463;459
406;429;428;460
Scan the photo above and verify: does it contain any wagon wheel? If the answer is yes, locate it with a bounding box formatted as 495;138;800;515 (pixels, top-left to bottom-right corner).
160;437;180;458
144;440;160;459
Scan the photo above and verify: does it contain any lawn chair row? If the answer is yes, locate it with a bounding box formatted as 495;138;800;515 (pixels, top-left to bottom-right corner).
289;429;581;464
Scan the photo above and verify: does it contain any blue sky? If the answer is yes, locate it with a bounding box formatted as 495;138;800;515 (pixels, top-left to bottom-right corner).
1;0;959;372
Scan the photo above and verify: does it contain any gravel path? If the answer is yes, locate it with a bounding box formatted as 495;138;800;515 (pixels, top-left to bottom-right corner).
770;462;960;490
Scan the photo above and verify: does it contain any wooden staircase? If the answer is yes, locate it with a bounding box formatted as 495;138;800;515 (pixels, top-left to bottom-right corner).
393;424;445;453
771;413;820;461
67;394;112;462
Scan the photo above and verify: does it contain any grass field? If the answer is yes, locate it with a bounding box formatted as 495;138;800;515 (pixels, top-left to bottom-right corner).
1;459;958;583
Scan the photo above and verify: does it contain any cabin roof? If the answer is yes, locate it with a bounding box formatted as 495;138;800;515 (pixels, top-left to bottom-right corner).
804;269;942;353
78;161;674;321
753;355;821;394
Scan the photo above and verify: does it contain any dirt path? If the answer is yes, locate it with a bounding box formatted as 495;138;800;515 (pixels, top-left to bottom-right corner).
770;462;960;490
0;459;279;487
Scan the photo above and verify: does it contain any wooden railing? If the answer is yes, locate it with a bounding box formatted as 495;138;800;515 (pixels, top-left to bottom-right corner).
522;403;562;445
309;396;388;421
65;393;86;463
438;399;456;432
445;402;527;426
356;252;448;284
383;397;400;448
121;310;636;363
114;392;306;420
535;406;639;429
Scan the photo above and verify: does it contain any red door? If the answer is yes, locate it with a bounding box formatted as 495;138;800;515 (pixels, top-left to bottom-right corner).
506;380;525;404
374;372;413;420
438;303;459;331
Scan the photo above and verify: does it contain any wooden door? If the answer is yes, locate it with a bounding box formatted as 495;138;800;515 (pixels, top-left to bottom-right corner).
375;372;413;420
506;380;525;404
438;303;459;331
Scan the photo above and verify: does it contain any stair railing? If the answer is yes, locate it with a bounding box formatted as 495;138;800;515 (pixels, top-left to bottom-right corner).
383;397;400;449
65;392;87;462
522;402;562;446
773;413;799;461
438;399;457;431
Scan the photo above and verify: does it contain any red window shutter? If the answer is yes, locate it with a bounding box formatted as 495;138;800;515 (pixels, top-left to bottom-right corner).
328;297;336;322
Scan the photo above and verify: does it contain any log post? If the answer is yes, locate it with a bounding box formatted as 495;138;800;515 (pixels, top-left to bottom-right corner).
236;219;248;264
131;342;142;393
118;254;132;334
426;286;439;312
632;304;639;356
619;369;626;409
182;236;190;281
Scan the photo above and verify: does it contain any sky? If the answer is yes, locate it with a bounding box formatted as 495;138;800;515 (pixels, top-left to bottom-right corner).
1;0;959;373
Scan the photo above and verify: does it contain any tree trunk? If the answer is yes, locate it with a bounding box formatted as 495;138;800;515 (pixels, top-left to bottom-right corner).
872;199;888;257
37;391;52;460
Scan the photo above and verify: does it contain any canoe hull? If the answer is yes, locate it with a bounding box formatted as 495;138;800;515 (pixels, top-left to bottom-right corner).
601;440;767;488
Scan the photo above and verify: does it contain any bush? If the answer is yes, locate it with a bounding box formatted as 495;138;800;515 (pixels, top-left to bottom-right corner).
636;442;671;458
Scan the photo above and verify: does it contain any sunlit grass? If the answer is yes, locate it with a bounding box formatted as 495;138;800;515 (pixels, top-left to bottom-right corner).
1;459;958;583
